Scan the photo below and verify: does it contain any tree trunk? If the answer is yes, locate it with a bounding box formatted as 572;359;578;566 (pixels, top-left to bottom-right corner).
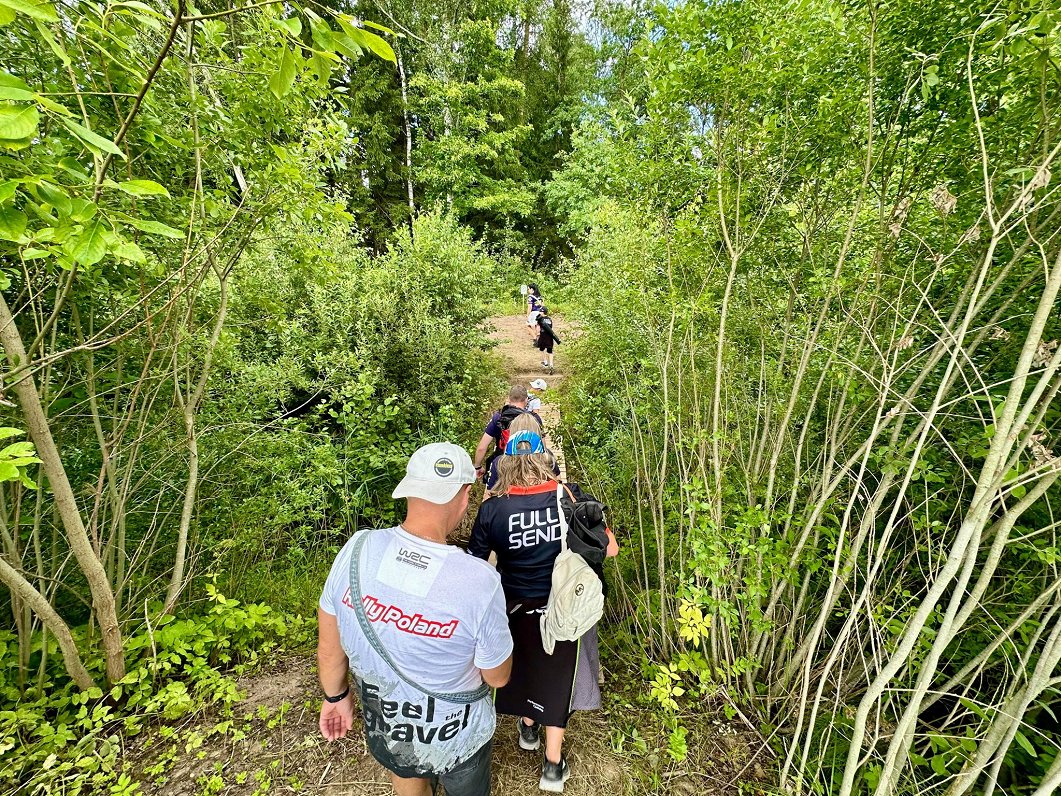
164;272;229;613
396;41;416;232
0;294;124;683
0;554;96;690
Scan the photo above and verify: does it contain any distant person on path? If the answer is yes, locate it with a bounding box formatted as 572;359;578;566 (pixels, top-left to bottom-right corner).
527;378;547;413
468;438;618;793
472;385;543;484
317;443;513;796
536;307;561;372
526;283;544;343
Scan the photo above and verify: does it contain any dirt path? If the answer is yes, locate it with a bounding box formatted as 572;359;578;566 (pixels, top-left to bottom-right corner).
128;314;628;796
485;313;568;480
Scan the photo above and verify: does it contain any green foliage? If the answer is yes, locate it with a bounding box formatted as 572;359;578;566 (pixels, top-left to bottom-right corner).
557;0;1061;791
0;586;307;795
0;427;39;487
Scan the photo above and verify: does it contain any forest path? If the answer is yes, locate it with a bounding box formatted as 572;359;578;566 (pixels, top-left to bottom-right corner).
485;312;568;481
130;314;628;796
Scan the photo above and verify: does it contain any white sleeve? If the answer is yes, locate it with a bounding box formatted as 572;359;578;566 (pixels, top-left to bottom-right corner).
319;541;353;615
474;579;514;670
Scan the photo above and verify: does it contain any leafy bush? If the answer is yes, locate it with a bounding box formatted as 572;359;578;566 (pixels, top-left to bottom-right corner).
0;586;307;795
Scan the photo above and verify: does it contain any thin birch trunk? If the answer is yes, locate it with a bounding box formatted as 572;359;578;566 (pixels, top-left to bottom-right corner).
0;294;125;683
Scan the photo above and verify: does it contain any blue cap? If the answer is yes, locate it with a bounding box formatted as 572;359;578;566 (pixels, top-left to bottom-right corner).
505;430;545;455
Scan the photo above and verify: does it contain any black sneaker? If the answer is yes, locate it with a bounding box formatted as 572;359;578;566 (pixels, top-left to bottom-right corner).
539;755;570;792
518;719;541;751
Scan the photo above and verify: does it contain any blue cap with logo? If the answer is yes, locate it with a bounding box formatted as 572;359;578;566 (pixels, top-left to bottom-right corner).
504;430;546;455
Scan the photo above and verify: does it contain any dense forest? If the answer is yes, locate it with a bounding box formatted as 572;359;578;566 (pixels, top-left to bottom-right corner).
1;0;1060;793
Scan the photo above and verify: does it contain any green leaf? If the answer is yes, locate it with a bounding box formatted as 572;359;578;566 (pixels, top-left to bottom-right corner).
21;247;50;259
69;198;96;222
69;217;107;265
111;1;169;20
125;217;183;239
0;428;24;441
0;86;33;102
269;47;297;99
32;93;71;116
0;103;39;140
930;755;948;776
34;20;70;66
0;441;36;458
309;16;334;51
0;72;29;91
117;179;170;199
277;16;301;36
0;0;58;23
58;157;89;181
309;53;334;82
344;26;396;63
113;240;145;262
0;206;27;241
60;117;125;159
0;4;15;24
0;180;16;204
332;33;363;60
360;19;396;36
1015;730;1037;757
36;180;71;215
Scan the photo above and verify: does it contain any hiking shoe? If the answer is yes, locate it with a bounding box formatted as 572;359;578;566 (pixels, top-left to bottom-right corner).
539;755;570;792
518;719;541;751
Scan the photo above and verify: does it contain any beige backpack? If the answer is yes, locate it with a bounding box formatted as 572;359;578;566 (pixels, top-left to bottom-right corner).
540;485;605;654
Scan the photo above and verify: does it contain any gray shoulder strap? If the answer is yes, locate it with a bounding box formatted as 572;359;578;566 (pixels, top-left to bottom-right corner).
348;531;489;705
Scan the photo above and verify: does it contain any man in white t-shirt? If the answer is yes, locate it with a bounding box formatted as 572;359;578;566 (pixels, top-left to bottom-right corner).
317;443;513;796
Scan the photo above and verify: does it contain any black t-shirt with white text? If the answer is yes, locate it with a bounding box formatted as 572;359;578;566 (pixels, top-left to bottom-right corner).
469;481;584;599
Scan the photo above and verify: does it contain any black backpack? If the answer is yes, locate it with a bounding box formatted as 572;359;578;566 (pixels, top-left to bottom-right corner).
539;315;561;344
559;490;611;596
495;404;528;454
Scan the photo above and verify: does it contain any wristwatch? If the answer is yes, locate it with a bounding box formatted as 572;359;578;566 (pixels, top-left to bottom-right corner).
323;686;350;703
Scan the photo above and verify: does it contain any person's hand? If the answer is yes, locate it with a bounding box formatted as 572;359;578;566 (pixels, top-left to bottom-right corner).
475;465;485;478
319;694;354;740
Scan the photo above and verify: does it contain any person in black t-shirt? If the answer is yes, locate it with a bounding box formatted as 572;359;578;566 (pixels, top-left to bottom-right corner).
483;413;560;496
469;432;616;793
535;307;561;372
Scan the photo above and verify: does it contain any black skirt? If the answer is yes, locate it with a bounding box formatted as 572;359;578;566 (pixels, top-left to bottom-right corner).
493;597;577;728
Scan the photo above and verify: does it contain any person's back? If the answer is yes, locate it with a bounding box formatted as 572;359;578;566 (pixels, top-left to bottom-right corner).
321;526;507;771
470;483;568;598
317;443;512;796
472;385;542;481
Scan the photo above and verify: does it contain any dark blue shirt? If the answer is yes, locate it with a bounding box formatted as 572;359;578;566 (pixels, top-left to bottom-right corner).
483;408;543;441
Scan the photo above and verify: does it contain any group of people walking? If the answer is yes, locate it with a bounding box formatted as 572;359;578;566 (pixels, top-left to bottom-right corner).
525;283;561;373
317;380;616;796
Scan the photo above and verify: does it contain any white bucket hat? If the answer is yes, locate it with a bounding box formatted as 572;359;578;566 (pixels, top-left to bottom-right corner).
530;378;548;390
392;443;476;504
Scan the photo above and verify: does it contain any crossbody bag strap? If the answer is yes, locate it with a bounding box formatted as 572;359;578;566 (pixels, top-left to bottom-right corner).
556;484;570;553
348;531;489;705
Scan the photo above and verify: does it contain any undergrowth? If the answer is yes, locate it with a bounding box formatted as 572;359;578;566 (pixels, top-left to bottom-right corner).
0;585;311;796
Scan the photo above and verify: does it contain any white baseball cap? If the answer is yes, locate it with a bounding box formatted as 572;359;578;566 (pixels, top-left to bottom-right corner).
392;443;476;504
530;378;548;390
